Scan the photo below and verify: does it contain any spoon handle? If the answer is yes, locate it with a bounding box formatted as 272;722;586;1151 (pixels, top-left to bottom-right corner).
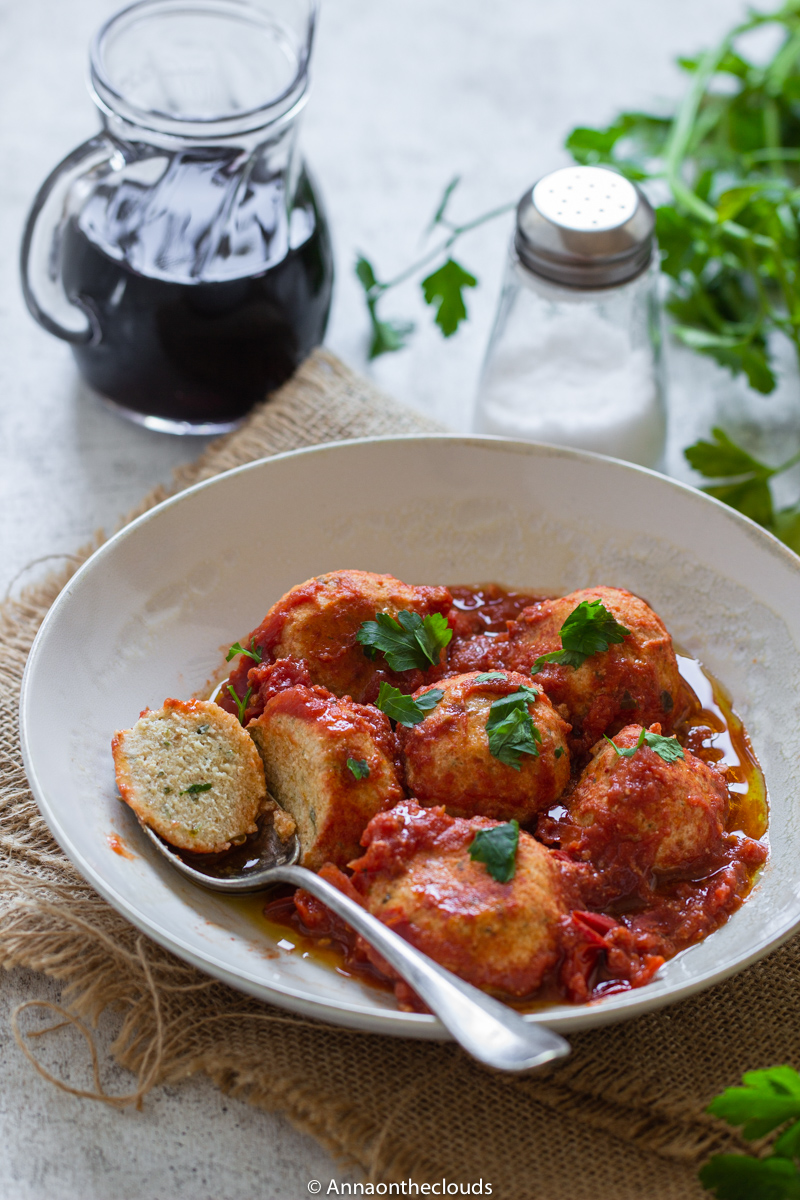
272;863;570;1074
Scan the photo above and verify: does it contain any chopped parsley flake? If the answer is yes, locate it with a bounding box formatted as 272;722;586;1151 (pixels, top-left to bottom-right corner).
356;610;452;671
474;672;507;683
181;782;213;795
347;757;370;780
531;599;630;673
469;820;520;883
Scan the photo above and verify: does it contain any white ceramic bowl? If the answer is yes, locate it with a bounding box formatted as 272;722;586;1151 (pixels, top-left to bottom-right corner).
19;436;800;1038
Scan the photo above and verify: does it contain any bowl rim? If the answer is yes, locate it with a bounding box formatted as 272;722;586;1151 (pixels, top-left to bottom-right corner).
18;433;800;1036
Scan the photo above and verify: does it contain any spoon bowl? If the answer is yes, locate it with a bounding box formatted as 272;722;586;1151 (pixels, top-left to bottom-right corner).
140;811;301;893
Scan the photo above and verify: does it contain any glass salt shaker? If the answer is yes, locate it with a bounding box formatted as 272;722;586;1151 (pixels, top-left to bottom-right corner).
473;166;665;468
20;0;332;434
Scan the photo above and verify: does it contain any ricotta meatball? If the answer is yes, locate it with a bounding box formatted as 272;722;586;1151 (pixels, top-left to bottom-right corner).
112;699;266;854
505;586;685;754
348;799;568;1000
549;723;728;880
248;684;404;869
398;671;570;823
220;570;452;714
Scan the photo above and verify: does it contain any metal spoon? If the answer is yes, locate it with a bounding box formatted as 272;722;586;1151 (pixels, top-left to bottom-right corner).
139;815;571;1074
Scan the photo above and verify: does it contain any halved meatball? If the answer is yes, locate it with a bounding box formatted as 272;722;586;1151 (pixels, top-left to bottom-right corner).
349;799;568;999
504;585;686;754
549;723;728;878
112;698;266;854
398;671;570;823
248;684;404;869
220;570;453;715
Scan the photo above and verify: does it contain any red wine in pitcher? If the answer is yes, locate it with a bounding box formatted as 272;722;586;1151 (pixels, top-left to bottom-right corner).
60;167;333;430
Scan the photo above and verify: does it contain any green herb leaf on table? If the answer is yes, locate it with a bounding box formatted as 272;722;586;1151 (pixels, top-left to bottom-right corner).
375;682;444;727
226;638;263;664
709;1067;800;1141
699;1067;800;1198
684;427;800;549
773;505;800;554
531;600;630;674
355;254;415;360
699;1154;800;1200
181;782;213;795
485;687;541;770
604;728;685;764
346;758;370;781
421;258;477;337
356;610;453;671
469;820;520;884
685;427;772;480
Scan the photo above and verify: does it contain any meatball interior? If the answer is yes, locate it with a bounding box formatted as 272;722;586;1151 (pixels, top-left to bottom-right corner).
398;671;570;822
112;698;266;854
504;585;686;754
248;683;403;870
347;799;568;999
549;723;728;879
221;570;452;717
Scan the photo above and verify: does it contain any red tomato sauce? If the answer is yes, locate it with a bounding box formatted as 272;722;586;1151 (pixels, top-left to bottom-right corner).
239;584;767;1009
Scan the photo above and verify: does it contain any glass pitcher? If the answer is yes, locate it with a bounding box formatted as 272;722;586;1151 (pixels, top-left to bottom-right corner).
21;0;333;434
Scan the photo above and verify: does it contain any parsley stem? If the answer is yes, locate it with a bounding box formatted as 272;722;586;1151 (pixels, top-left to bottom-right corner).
366;201;516;298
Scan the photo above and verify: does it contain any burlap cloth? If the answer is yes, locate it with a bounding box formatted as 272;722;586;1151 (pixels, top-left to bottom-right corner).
1;348;793;1199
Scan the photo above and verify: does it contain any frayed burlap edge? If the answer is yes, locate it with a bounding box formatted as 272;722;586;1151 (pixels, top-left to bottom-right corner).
2;348;794;1200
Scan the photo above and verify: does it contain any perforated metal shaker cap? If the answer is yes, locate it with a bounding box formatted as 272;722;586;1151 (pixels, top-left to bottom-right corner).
515;165;655;288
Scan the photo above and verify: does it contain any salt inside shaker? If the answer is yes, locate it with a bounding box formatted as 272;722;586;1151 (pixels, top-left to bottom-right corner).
473;166;665;468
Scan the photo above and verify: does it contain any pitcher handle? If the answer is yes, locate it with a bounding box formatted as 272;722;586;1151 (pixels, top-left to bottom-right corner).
20;135;115;344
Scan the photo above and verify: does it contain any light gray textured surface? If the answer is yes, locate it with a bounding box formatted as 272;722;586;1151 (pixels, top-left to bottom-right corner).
0;0;753;1196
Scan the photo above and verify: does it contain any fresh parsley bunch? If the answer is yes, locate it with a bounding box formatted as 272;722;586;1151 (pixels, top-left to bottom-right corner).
567;2;800;396
700;1066;800;1198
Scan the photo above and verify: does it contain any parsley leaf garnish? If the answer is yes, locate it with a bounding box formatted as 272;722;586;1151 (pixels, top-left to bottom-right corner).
181;782;212;795
375;682;444;727
356;610;452;671
698;1067;800;1199
485;687;541;770
421;258;477;337
227;683;252;724
474;672;508;683
226;638;263;664
604;728;685;764
347;757;370;780
469;820;520;883
531;599;630;674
